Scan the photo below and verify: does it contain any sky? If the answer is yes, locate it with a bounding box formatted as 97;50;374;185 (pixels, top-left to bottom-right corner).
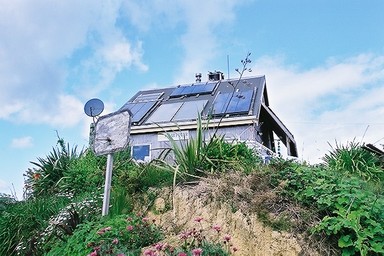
1;0;384;199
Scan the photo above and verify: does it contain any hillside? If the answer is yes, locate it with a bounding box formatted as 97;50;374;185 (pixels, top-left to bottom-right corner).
0;138;383;256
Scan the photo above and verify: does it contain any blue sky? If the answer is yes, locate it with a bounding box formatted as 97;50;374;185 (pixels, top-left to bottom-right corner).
1;0;384;199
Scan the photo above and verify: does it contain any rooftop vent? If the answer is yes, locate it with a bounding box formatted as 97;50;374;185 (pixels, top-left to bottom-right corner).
208;71;224;81
195;73;202;83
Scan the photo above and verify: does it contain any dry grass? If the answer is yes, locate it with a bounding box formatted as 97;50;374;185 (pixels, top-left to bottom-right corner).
199;170;339;256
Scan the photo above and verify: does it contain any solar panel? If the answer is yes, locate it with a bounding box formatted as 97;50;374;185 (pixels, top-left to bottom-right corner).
134;92;163;102
170;82;216;98
211;93;231;114
120;101;157;123
145;102;183;124
212;90;254;116
173;100;208;121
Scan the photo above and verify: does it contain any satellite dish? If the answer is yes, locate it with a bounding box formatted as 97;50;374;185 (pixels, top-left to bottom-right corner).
84;98;104;117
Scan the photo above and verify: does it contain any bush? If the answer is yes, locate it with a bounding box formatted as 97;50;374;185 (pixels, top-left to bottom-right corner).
0;195;70;256
269;158;384;256
23;138;84;199
323;140;383;181
47;214;163;255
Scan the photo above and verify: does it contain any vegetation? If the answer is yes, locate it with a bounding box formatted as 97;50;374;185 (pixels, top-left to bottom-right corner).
1;58;383;255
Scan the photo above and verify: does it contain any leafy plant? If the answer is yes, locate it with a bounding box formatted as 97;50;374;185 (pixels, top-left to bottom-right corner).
269;157;384;256
47;214;163;256
323;140;383;181
145;217;236;255
0;195;70;256
60;149;105;196
23;137;84;199
0;193;16;211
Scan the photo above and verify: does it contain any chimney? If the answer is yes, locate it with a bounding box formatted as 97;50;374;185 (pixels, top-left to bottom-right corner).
208;71;224;81
195;73;202;83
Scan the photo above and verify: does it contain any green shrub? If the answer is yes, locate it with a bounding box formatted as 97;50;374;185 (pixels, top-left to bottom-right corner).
269;158;384;256
23;138;84;199
203;136;261;173
323;140;383;181
61;149;105;196
0;195;70;256
47;214;163;256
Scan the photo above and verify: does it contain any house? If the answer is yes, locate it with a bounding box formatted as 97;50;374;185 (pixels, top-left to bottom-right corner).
119;71;298;162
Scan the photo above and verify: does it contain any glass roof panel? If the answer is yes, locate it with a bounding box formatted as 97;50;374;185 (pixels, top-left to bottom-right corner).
170;82;216;97
212;92;231;115
169;87;185;97
134;92;163;102
120;101;157;123
234;90;254;113
173;100;208;121
145;102;183;124
212;90;254;116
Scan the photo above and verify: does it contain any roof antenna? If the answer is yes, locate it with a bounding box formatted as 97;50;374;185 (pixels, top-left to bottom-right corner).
361;124;369;144
227;55;230;80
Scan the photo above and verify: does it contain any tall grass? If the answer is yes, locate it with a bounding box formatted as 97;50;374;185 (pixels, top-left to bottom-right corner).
323;140;383;181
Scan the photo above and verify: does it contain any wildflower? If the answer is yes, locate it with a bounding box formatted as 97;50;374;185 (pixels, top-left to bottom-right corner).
142;217;149;222
192;248;203;256
127;225;134;231
112;238;119;244
155;243;163;250
194;216;203;223
87;250;98;256
143;248;155;256
212;224;221;233
104;226;112;231
117;254;125;256
127;217;133;222
223;234;231;242
178;253;187;256
33;173;41;180
97;229;105;235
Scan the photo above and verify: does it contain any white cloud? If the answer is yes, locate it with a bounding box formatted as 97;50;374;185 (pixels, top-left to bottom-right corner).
250;54;384;163
0;1;147;125
121;0;247;84
11;136;33;149
0;179;8;191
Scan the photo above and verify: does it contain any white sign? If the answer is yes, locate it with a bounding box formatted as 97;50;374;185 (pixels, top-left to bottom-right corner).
94;110;131;155
158;130;190;142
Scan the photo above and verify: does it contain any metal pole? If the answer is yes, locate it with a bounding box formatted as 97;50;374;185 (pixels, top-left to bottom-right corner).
102;153;114;216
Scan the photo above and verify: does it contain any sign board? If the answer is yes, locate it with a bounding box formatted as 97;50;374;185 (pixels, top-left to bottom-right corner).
94;110;131;156
158;130;190;142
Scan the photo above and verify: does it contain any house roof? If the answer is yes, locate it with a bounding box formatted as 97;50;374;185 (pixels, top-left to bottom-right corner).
120;75;267;126
119;74;298;156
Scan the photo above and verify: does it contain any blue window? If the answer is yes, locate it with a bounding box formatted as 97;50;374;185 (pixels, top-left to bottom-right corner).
131;145;150;161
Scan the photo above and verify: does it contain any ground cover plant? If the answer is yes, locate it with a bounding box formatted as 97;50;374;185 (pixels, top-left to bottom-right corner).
46;214;163;256
2;129;384;256
268;142;384;256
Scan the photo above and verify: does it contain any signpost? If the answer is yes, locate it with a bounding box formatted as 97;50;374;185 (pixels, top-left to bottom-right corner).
93;110;131;216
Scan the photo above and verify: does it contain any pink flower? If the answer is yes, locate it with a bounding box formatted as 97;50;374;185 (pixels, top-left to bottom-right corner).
192;248;203;256
154;243;163;250
87;250;98;256
212;224;221;232
126;225;134;231
194;216;203;223
112;238;119;244
96;229;105;235
142;217;149;222
223;234;231;242
178;253;187;256
126;217;133;221
117;254;125;256
104;226;112;231
143;249;155;256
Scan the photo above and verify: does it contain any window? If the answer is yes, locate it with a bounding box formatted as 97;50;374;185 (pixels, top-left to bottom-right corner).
131;145;150;161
